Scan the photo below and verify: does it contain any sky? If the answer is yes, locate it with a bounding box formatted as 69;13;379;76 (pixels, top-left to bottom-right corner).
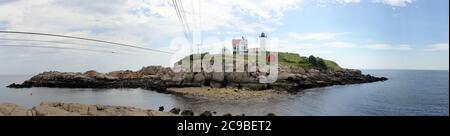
0;0;448;75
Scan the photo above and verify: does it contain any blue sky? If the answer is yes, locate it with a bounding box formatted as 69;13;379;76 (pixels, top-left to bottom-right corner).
264;0;449;69
0;0;448;74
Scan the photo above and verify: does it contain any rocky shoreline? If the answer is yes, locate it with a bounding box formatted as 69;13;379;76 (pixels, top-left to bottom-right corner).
6;65;388;94
0;102;174;116
167;87;283;101
0;102;275;116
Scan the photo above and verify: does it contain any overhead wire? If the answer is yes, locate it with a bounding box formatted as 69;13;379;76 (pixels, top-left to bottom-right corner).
178;0;193;42
0;44;127;54
173;0;192;42
0;38;111;50
0;30;174;54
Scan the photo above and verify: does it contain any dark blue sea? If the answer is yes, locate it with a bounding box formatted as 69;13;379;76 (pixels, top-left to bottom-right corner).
0;70;448;116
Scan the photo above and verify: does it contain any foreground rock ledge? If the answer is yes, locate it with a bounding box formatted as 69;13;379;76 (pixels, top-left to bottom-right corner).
0;102;176;116
167;87;281;101
6;65;388;93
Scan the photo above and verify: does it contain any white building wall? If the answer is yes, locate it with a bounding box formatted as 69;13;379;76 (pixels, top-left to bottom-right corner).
260;37;266;51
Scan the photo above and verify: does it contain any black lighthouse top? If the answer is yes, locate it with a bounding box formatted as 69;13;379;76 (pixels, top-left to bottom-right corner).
260;32;267;38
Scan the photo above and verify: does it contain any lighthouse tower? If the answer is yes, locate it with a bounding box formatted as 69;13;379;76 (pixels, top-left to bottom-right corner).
259;32;267;51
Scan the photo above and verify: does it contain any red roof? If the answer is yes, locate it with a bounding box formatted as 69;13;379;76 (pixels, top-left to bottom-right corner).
232;39;241;47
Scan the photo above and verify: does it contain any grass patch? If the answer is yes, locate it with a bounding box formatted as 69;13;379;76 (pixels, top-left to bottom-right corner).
176;51;343;71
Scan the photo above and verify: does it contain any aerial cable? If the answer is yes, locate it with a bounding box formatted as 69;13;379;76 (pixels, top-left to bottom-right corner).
180;0;191;40
0;44;127;54
178;0;193;42
173;0;189;41
0;30;174;54
0;38;113;50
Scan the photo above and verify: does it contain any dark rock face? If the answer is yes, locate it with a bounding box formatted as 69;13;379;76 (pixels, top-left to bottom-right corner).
181;110;194;116
6;83;30;88
6;65;387;93
199;111;212;116
222;113;232;116
169;108;181;115
266;113;277;116
158;106;164;111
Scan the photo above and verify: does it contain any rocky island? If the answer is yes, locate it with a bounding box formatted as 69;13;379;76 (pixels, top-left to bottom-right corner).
7;52;387;95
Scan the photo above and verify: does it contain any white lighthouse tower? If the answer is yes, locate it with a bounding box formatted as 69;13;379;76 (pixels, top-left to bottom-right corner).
259;32;267;51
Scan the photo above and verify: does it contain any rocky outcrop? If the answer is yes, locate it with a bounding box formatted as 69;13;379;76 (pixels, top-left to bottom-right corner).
7;65;387;93
266;113;277;116
181;110;194;116
169;108;181;115
200;111;212;116
0;103;31;116
0;102;176;116
1;102;278;116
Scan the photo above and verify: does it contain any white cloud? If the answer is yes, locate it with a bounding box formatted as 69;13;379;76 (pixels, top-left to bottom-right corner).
284;32;344;41
324;42;357;48
372;0;415;7
0;0;180;48
337;0;361;3
0;0;309;74
316;0;360;7
318;0;360;4
365;44;412;50
425;43;449;51
0;0;306;43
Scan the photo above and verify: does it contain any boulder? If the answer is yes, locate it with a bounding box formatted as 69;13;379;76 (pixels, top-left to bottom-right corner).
347;69;362;75
148;110;177;116
266;113;277;116
308;69;320;74
225;72;246;83
210;82;223;88
291;67;306;74
6;83;29;88
211;72;224;82
83;70;101;78
240;83;268;90
169;108;181;114
181;110;194;116
277;72;290;80
161;74;172;81
171;73;184;83
199;111;212;116
240;73;258;83
193;73;206;83
222;113;232;116
182;73;195;83
138;66;172;76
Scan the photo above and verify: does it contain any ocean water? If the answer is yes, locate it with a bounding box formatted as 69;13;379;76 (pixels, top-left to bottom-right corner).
0;70;448;116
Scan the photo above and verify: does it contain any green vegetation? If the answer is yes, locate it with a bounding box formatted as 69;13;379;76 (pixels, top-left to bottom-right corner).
176;51;343;71
278;52;342;71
